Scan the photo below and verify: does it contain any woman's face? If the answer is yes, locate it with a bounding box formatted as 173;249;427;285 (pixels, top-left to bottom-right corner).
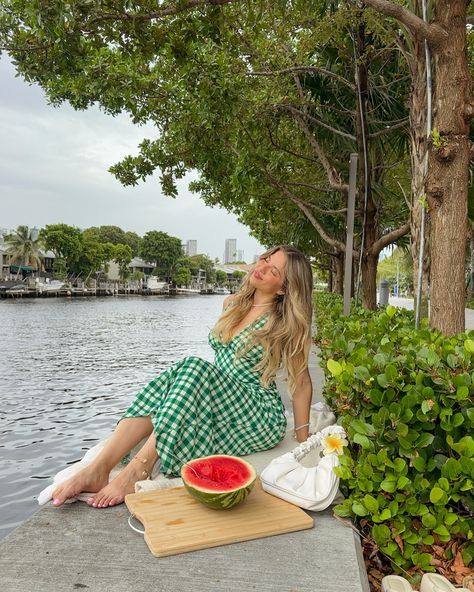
249;250;287;296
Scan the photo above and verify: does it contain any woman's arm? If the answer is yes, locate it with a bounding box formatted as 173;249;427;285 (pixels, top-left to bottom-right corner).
292;368;313;442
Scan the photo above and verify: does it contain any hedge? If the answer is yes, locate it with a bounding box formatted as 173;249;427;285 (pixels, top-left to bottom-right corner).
314;293;474;573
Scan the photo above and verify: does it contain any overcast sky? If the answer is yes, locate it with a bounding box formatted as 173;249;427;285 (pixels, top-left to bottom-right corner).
0;58;265;262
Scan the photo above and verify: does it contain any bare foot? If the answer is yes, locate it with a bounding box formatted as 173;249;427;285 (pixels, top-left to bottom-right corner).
52;464;110;507
87;461;146;508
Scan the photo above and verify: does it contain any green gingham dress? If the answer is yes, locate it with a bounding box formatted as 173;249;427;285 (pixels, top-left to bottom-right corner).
122;314;287;476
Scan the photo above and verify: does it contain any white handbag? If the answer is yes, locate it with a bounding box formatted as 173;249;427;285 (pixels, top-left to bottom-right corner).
260;425;347;511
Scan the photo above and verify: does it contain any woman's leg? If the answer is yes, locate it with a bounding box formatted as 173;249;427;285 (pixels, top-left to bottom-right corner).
87;431;158;508
52;417;154;507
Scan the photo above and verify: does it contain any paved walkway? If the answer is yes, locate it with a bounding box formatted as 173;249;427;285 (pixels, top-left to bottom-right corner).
0;345;370;592
388;296;474;330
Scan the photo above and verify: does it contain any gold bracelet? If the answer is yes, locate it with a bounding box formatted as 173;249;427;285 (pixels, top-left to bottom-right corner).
133;455;151;479
292;422;311;440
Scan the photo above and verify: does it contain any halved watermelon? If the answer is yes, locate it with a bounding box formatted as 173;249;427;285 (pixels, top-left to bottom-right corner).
181;455;257;510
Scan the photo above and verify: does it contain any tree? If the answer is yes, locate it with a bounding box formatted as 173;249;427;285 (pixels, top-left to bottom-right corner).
83;225;141;255
0;0;411;311
71;240;115;281
112;243;133;281
139;231;183;278
185;254;217;284
4;225;43;273
171;264;192;287
40;224;83;277
362;0;474;333
215;269;228;286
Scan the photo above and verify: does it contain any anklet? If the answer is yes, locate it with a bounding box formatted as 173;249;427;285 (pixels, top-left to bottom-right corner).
133;455;151;479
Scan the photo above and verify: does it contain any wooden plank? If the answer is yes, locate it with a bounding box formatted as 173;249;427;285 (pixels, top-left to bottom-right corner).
125;481;314;558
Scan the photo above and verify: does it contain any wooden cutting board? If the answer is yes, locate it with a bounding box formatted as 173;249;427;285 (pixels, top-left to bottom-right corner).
125;481;314;557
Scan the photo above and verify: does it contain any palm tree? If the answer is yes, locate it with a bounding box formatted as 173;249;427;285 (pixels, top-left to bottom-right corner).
5;225;43;277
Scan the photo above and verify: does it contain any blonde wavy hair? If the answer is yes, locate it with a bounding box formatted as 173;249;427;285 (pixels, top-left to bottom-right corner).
212;245;313;398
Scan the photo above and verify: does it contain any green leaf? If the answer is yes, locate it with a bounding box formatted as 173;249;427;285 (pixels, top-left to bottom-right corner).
379;508;391;520
451;436;474;457
352;501;368;516
393;458;406;473
381;479;397;493
327;359;342;376
433;525;450;538
457;385;469;400
377;374;389;388
464;339;474;353
386;305;396;318
384;364;398;383
416;433;434;448
363;494;379;512
444;512;458;526
412;457;426;472
368;389;384;406
422;513;437;528
397;476;410;490
438;477;449;492
441;458;461;479
351;419;374;435
372;524;391;545
429;487;445;504
353;433;372;449
452;413;464;427
354;365;370;381
333;503;353;518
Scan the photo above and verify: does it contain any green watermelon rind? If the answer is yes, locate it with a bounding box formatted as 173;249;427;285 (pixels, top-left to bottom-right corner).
181;455;257;510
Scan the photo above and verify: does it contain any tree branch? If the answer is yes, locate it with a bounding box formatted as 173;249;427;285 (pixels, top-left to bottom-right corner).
85;0;240;27
363;0;448;47
266;124;320;164
370;223;410;255
280;108;349;194
248;66;356;90
368;118;409;138
279;104;356;142
264;175;349;254
283;180;340;195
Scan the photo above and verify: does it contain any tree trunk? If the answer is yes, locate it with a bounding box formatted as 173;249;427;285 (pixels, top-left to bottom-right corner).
362;251;378;308
355;23;378;310
332;252;344;295
409;26;430;320
427;0;470;335
469;227;474;299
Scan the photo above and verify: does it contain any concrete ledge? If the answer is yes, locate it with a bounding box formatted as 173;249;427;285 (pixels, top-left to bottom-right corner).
1;501;369;592
1;345;370;592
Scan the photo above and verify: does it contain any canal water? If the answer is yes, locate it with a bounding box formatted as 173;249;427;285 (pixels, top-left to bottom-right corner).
0;295;224;540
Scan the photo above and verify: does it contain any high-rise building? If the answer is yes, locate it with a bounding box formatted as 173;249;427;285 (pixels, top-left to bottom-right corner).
237;250;244;262
186;240;197;257
224;239;237;264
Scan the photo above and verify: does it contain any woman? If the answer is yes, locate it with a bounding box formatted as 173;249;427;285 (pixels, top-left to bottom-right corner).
51;245;314;508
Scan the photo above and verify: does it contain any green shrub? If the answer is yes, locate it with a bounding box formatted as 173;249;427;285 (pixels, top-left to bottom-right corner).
314;293;474;572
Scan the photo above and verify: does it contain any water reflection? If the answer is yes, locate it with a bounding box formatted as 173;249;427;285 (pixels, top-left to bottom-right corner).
0;295;223;539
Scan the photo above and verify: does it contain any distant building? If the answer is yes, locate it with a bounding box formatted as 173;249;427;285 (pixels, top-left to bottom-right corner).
224;239;237;264
237;249;244;262
107;257;154;281
185;240;197;257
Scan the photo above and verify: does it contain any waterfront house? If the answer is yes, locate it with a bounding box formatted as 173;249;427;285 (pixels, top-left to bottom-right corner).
106;257;155;281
